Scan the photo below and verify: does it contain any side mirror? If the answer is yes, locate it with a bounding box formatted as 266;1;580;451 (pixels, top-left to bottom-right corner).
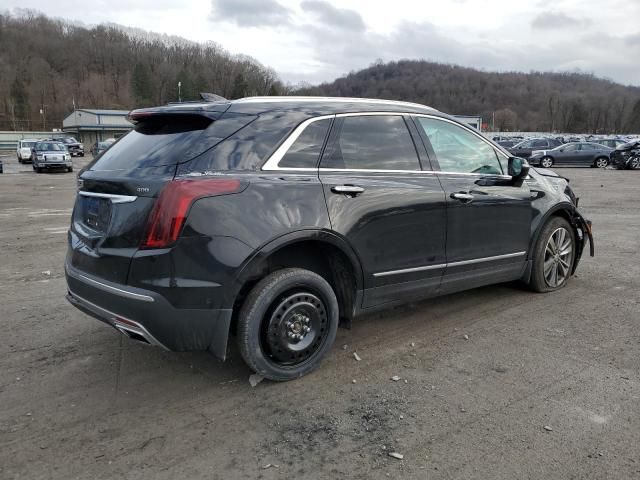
559;148;564;152
508;156;530;180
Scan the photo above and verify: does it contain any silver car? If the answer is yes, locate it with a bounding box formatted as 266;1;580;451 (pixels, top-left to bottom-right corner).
31;141;73;173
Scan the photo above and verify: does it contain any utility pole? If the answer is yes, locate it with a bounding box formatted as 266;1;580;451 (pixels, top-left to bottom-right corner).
39;104;47;131
178;81;182;103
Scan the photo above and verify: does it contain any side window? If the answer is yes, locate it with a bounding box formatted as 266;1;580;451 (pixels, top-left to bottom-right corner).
279;118;331;168
564;144;578;152
532;139;547;148
416;117;504;175
580;144;595;151
321;115;420;170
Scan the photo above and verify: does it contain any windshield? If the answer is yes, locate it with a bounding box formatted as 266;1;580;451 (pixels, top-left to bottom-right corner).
36;143;66;151
20;142;35;148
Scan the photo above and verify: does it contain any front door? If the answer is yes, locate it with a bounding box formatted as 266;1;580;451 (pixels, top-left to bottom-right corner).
319;114;447;308
413;115;531;294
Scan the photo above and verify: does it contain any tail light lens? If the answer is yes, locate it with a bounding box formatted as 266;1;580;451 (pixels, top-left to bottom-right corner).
141;178;242;249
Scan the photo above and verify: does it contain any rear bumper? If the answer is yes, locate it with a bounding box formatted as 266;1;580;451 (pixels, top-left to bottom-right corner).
65;262;232;359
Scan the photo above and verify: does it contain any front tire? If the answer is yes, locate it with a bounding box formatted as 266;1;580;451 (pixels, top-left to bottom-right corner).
237;268;339;381
540;156;553;168
529;217;576;293
629;157;640;170
594;157;609;168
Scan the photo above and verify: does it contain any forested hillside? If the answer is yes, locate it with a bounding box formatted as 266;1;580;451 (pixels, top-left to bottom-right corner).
298;60;640;133
0;12;283;130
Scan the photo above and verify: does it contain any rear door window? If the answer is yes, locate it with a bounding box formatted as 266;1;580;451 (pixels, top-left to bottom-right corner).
321;115;420;171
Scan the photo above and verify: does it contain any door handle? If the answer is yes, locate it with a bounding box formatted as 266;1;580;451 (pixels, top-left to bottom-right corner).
331;185;364;196
450;192;474;202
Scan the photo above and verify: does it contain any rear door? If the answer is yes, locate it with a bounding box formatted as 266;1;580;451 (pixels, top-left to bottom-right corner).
319;114;447;308
413;115;531;294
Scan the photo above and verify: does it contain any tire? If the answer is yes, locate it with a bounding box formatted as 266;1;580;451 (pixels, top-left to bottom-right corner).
630;157;640;170
67;167;73;172
529;217;576;293
237;268;339;381
594;157;609;168
36;167;43;173
540;156;553;168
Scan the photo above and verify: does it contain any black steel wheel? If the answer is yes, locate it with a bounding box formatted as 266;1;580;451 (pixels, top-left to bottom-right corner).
237;268;339;381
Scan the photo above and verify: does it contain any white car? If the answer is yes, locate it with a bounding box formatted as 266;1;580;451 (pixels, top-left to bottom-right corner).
16;139;39;163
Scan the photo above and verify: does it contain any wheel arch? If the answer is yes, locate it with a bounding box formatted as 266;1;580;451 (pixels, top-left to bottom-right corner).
226;230;365;331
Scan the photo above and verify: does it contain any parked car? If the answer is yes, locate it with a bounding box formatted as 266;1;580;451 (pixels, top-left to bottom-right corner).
0;158;3;173
610;141;640;170
496;139;519;148
52;136;84;157
16;139;39;163
31;140;73;173
90;140;115;156
595;138;628;149
65;96;593;381
508;137;563;158
529;142;613;168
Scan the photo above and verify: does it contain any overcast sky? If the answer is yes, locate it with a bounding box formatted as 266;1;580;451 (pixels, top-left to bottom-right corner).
5;0;640;86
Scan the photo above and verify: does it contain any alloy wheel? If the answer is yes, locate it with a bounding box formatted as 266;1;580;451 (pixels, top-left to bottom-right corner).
543;227;572;288
630;157;640;170
262;291;329;366
541;157;553;168
596;157;608;168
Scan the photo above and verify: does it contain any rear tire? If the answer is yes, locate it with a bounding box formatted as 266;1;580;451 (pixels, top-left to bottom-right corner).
594;157;609;168
540;156;553;168
237;268;339;381
529;217;576;293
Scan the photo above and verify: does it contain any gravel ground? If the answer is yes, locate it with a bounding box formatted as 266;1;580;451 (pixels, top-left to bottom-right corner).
1;153;639;479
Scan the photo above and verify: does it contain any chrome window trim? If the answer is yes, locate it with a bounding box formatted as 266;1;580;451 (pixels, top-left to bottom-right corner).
262;111;510;178
373;251;526;278
78;191;138;204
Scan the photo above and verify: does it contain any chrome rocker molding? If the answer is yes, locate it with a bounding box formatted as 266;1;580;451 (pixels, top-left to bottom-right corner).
373;251;527;278
78;191;138;204
65;263;155;302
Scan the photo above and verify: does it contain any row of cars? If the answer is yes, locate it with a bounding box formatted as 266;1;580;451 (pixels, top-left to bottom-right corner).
14;137;115;173
493;136;640;170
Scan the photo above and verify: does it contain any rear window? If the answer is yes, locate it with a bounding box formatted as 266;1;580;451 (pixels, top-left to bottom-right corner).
89;115;213;171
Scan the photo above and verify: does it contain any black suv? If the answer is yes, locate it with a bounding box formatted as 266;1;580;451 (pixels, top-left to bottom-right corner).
65;97;593;380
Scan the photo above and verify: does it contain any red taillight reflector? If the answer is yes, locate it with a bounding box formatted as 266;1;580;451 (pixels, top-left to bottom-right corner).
141;178;242;249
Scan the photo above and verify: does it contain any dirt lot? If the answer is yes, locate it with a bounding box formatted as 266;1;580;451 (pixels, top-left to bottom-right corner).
1;152;639;480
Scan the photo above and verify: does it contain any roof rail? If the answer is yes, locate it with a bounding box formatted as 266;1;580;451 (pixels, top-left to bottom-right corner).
234;96;436;111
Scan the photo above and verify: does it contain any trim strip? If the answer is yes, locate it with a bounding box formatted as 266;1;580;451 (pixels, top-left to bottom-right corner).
373;251;526;278
68;290;168;349
78;191;138;204
235;96;436;111
66;263;154;302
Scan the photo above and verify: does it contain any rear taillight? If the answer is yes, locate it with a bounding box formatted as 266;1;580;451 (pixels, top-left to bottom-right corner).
141;178;242;249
